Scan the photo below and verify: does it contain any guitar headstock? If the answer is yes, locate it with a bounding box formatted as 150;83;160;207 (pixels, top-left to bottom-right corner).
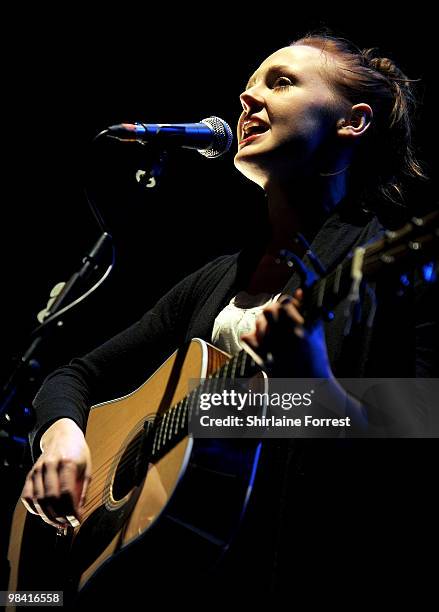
362;210;439;280
284;209;439;325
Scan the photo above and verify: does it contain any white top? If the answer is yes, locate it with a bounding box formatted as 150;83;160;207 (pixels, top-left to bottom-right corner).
211;291;281;356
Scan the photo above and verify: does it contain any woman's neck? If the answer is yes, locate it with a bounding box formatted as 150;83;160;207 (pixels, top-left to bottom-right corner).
242;172;349;295
264;172;348;254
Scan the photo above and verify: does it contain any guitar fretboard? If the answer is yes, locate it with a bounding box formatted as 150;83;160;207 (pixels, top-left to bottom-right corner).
149;348;256;461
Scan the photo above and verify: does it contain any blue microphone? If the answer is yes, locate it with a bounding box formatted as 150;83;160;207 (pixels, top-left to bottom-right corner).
107;116;233;158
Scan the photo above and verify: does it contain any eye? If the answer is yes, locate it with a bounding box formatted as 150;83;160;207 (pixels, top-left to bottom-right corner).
273;76;294;89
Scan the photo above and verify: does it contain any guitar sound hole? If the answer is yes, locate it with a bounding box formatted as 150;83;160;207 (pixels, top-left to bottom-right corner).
112;430;149;501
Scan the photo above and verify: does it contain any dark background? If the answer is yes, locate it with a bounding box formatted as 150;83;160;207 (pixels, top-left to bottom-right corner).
1;7;438;596
1;10;437;379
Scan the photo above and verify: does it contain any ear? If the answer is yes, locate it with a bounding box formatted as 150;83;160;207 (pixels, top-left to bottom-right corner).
337;103;373;139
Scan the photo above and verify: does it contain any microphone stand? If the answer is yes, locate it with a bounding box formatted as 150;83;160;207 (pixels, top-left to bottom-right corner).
0;136;170;468
0;232;113;466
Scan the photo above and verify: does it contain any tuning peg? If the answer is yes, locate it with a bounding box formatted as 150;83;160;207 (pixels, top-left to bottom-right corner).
293;232;327;277
278;249;319;289
423;261;437;283
411;216;424;227
277;232;327;289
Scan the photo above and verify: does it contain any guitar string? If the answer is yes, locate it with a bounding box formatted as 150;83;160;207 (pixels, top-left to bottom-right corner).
82;351;249;512
80;390;197;512
81;351;249;513
81;368;230;511
81;394;195;512
89;357;238;509
80;397;195;513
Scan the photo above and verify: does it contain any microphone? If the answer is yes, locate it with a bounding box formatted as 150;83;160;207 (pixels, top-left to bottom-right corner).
106;116;233;158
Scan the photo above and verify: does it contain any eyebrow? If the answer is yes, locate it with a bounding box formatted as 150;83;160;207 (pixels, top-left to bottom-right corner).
245;64;299;90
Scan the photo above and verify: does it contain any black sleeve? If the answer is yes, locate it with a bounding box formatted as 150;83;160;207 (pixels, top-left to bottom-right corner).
29;256;232;459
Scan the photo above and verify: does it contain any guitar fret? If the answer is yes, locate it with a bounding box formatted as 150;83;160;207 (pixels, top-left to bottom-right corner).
167;406;176;441
186;394;195;425
161;412;168;446
166;408;173;441
205;375;213;400
165;408;172;444
174;401;182;435
163;408;172;442
173;403;181;436
218;367;226;393
333;263;343;295
178;397;187;432
168;405;177;440
223;359;231;381
162;411;169;447
239;350;248;377
152;421;161;457
234;353;241;378
317;277;326;308
205;374;216;402
159;413;168;451
184;395;191;427
192;385;204;420
231;354;238;381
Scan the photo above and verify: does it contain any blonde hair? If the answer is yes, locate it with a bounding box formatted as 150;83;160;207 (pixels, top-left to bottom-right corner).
292;34;427;210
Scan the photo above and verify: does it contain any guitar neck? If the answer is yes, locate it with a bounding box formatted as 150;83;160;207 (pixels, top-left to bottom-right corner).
148;349;256;462
306;210;439;321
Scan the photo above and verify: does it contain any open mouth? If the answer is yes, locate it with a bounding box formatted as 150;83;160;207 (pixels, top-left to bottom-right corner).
239;124;270;145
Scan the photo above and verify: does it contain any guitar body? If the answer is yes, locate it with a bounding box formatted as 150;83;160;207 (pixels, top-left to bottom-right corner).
7;339;265;607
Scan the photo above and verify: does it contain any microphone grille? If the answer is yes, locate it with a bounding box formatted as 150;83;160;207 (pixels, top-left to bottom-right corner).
200;117;233;158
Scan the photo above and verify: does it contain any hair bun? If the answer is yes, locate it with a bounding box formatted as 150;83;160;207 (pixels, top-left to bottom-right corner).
362;49;409;83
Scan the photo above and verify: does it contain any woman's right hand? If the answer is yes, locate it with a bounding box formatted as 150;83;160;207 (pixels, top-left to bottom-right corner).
21;418;92;529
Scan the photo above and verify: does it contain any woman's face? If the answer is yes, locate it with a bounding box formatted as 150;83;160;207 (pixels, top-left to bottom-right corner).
234;45;345;188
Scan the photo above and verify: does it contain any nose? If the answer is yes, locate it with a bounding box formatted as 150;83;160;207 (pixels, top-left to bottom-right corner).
240;87;265;115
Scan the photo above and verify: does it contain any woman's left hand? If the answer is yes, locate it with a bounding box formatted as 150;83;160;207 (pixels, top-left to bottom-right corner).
240;289;333;378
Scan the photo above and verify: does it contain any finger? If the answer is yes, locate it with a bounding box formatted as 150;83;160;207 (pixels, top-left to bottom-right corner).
240;331;258;349
42;461;60;499
31;466;45;507
21;476;40;515
279;301;305;325
239;336;266;369
255;313;270;344
32;468;64;528
58;460;82;522
262;307;276;322
42;461;72;525
278;294;301;308
279;296;294;305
